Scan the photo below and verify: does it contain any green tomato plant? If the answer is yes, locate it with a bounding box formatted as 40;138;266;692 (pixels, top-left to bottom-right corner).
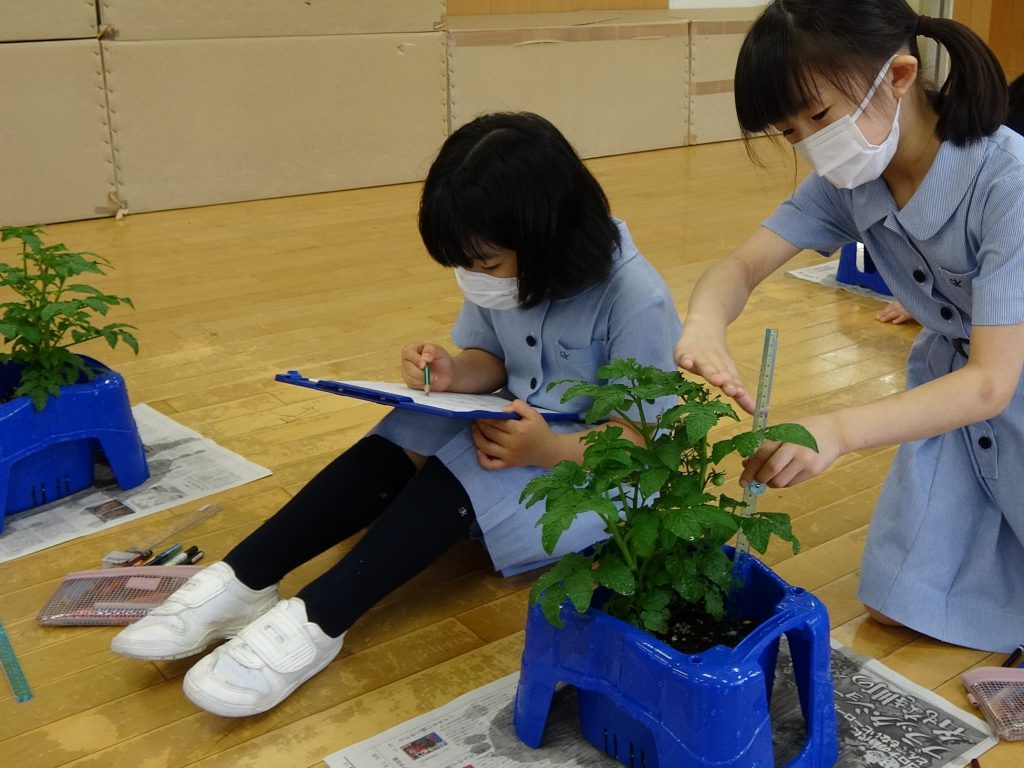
0;225;139;410
521;358;817;635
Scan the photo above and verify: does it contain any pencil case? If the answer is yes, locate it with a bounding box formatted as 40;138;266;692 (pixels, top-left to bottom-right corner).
962;667;1024;741
37;565;201;626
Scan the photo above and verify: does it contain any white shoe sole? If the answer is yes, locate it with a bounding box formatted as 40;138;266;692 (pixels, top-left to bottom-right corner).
182;651;338;717
111;628;236;661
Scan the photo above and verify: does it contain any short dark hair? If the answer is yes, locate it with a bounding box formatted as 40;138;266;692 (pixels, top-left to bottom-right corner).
418;112;619;308
735;0;1007;147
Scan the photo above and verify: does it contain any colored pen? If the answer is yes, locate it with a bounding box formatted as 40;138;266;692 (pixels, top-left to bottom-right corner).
146;543;183;566
164;546;199;566
1002;644;1024;668
185;549;205;565
423;363;430;396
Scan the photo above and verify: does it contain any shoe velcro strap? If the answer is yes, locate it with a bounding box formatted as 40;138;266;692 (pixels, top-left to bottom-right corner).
172;573;229;609
236;606;316;674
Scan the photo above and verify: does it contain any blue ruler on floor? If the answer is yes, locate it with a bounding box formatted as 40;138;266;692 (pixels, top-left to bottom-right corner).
0;617;33;702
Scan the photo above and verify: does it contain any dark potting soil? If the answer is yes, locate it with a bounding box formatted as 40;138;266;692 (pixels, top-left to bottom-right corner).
655;599;758;655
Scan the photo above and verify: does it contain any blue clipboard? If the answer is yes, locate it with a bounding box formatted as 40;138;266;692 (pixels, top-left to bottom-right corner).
275;371;579;421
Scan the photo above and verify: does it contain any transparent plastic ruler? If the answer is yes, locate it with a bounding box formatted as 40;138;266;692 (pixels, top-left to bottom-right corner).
146;503;223;552
733;328;779;569
0;617;32;702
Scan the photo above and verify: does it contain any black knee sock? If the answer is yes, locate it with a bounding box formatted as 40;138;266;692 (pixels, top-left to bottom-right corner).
296;456;476;638
224;435;416;589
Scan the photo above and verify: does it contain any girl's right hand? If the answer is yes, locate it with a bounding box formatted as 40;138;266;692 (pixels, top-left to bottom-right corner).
401;342;454;392
739;413;840;488
674;325;755;414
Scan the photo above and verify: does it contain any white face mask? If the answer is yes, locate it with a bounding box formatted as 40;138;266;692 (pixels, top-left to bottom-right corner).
454;267;520;310
795;55;901;189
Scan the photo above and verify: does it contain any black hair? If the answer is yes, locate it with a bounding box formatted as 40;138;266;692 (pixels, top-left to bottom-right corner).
734;0;1007;147
418;112;618;309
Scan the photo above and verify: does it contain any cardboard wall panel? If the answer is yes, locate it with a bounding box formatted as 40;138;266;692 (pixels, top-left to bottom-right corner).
100;0;445;40
688;88;742;145
449;1;666;13
0;0;97;42
0;40;116;226
103;33;448;214
447;14;689;159
686;8;759;144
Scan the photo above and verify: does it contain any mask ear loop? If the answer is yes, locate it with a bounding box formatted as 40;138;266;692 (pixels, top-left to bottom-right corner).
851;54;900;122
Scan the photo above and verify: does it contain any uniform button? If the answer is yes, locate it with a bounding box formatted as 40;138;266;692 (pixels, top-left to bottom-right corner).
913;269;926;283
940;306;953;320
526;335;537;347
978;436;993;449
530;377;538;388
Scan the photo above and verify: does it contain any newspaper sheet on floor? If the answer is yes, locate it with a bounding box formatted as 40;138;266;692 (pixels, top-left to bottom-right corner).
0;404;270;564
325;639;996;768
788;260;894;302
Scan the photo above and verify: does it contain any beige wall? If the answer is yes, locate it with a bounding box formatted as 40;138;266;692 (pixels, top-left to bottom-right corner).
4;1;768;226
449;0;666;14
447;14;691;158
2;1;448;225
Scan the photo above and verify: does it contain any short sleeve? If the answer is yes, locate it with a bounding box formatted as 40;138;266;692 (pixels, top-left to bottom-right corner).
972;166;1024;326
605;278;680;371
451;300;504;359
604;263;683;421
763;173;861;256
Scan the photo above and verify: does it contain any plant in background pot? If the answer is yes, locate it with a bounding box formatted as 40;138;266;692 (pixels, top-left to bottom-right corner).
0;225;149;528
0;225;139;409
513;359;839;768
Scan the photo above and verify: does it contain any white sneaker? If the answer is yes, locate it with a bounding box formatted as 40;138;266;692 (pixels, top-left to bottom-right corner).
182;597;344;717
110;561;279;661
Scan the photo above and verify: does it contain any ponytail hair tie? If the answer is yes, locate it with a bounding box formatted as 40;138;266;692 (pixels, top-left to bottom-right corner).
916;14;934;38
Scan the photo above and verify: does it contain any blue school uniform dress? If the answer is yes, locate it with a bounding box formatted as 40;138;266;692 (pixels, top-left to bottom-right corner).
763;126;1024;651
371;219;682;577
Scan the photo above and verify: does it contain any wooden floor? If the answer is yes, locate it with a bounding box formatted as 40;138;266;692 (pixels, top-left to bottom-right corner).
1;138;1021;766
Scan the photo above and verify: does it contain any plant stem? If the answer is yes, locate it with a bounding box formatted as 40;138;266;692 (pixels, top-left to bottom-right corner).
696;432;710;492
608;479;638;573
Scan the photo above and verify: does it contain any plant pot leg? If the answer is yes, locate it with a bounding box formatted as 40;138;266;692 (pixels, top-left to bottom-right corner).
94;429;149;490
783;626;839;768
513;669;558;748
0;465;10;533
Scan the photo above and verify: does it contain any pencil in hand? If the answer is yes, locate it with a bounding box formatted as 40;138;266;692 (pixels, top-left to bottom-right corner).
423;362;430;396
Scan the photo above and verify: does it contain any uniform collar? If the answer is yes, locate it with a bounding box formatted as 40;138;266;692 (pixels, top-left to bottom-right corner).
850;138;989;239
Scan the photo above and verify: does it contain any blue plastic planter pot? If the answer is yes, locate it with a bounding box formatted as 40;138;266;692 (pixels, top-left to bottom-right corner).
0;356;149;529
514;549;838;768
836;242;892;296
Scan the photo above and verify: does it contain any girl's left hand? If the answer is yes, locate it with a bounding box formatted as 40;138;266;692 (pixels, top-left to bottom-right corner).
472;399;556;470
739;414;841;489
875;300;917;325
